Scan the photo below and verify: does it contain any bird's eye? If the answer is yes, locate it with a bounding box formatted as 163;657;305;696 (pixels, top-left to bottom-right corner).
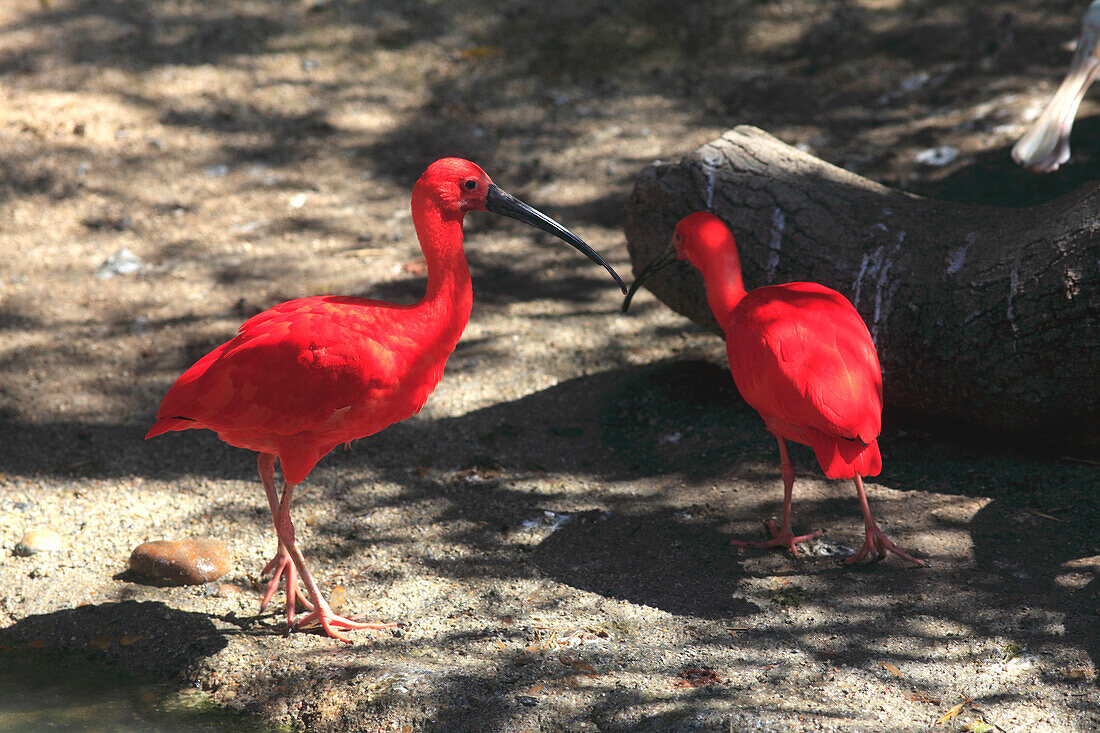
463;179;479;191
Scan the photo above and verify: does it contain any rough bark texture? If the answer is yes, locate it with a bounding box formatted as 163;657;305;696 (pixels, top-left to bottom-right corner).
625;126;1100;453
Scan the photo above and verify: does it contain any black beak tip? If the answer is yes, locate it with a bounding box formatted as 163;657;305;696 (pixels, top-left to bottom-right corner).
621;279;643;312
487;184;628;293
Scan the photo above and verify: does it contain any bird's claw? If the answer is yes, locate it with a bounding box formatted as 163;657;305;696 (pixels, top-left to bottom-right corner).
845;524;927;567
294;610;397;643
731;519;824;557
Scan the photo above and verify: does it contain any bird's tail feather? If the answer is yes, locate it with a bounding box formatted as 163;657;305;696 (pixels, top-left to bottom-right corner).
811;433;881;479
145;416;197;440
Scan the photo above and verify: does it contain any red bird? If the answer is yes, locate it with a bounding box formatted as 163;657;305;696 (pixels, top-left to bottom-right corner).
624;212;925;566
147;158;626;641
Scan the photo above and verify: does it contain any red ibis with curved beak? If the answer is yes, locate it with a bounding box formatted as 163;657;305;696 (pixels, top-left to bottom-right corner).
623;212;925;567
1013;1;1100;172
147;158;626;641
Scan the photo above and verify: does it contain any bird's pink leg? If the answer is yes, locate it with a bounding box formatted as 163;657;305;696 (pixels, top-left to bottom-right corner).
732;437;823;556
257;454;312;627
845;475;927;567
270;481;397;642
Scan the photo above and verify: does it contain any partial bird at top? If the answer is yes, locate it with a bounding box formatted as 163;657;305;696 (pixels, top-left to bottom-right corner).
146;158;625;641
1013;0;1100;172
624;212;926;567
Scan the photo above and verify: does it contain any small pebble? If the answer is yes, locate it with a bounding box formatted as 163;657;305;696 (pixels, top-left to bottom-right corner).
14;528;65;556
129;538;232;586
914;145;959;166
95;247;145;278
203;581;244;598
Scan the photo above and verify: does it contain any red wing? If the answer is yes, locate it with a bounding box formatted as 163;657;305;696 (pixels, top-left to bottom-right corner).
726;284;882;444
153;297;398;438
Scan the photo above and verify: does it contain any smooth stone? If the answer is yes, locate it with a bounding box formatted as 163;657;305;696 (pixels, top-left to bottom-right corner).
128;539;232;586
14;528;65;556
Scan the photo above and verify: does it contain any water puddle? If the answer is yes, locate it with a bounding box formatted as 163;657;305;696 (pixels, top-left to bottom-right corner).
0;646;279;732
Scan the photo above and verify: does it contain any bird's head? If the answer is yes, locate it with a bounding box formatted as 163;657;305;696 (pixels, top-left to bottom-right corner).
415;157;625;292
622;211;736;312
418;157;495;214
672;212;737;269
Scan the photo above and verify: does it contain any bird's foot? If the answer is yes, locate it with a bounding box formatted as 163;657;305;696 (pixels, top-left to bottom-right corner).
294;605;398;643
259;545;314;622
845;522;927;567
731;519;823;557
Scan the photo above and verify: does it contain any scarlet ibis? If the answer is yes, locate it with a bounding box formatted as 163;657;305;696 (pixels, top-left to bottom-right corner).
623;212;925;566
1013;1;1100;172
147;158;626;641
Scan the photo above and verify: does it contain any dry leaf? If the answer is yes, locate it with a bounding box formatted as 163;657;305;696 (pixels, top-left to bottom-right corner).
460;46;505;60
962;722;995;733
935;697;971;725
560;654;599;676
88;634;111;651
906;691;941;705
673;667;722;688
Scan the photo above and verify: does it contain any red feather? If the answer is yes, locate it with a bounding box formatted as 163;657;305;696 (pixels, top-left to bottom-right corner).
146;295;455;484
665;212;924;565
725;282;882;480
147;158;624;639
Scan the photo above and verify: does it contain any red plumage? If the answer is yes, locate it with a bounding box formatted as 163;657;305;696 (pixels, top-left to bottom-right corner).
725;282;882;480
665;212;923;566
147;295;449;486
146;158;624;640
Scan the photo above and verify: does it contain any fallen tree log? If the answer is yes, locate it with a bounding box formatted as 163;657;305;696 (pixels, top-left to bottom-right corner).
624;126;1099;453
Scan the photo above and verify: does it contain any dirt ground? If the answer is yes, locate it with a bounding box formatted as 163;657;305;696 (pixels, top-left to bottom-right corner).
1;0;1098;730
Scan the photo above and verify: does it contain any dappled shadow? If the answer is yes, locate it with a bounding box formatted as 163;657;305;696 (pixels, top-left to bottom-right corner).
3;0;1100;728
2;357;1097;726
0;600;228;676
3;0;1098;209
0;1;284;74
531;509;760;619
0;417;254;482
909;115;1100;207
360;246;624;309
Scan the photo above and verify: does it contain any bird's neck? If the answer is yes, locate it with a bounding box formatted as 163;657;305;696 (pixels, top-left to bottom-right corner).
699;249;748;325
411;191;474;355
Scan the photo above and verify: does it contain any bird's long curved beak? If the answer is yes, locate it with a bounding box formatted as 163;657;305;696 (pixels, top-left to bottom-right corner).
485;184;626;293
1013;7;1100;172
621;245;679;313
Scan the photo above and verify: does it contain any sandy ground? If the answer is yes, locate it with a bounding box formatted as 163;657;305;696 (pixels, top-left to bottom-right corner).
1;0;1098;730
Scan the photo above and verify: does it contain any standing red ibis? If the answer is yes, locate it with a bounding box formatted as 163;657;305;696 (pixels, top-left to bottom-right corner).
147;158;626;641
1013;0;1100;172
624;212;925;566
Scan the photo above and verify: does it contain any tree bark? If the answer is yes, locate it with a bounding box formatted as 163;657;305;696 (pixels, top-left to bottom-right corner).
624;126;1100;454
